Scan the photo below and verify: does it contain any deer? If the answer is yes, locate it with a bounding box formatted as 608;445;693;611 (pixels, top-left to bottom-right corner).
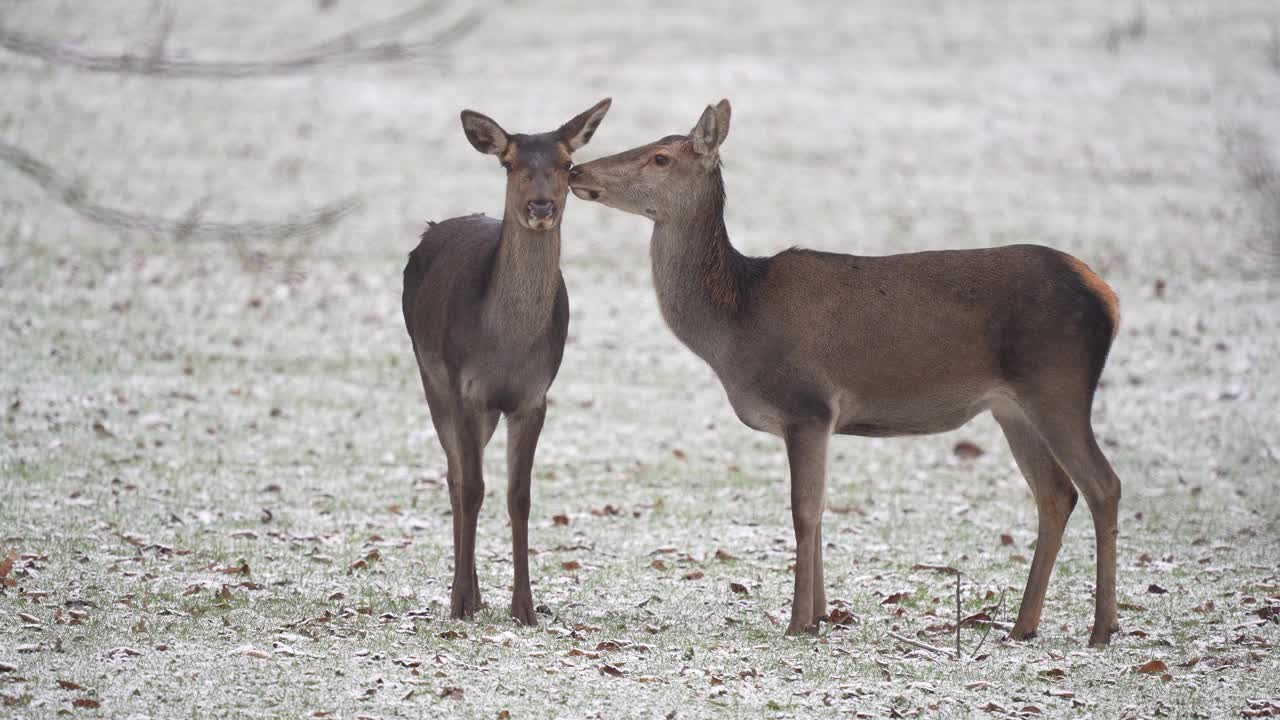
402;98;611;625
568;99;1123;646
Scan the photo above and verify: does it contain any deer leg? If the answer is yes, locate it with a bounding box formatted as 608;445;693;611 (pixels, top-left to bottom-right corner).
812;515;827;622
783;422;830;636
1026;408;1122;647
450;407;487;619
995;408;1077;641
505;402;546;626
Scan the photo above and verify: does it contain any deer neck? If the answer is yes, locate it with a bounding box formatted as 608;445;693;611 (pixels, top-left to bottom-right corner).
649;168;743;364
485;216;562;338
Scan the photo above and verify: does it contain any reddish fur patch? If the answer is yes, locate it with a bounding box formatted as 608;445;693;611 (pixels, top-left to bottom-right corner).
1064;255;1120;338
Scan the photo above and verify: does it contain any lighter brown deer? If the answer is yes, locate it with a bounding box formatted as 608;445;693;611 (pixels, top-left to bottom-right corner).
569;99;1123;646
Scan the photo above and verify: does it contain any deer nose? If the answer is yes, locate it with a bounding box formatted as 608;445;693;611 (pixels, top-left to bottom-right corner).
528;200;556;219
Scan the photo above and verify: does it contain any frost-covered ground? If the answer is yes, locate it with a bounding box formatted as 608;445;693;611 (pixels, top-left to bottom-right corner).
3;1;1280;718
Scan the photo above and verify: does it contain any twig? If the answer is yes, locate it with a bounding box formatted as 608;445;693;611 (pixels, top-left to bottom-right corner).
955;573;962;661
969;589;1006;659
887;631;958;661
0;141;359;243
0;5;484;79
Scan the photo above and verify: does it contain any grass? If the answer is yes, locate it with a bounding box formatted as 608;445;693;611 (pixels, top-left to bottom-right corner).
4;0;1280;718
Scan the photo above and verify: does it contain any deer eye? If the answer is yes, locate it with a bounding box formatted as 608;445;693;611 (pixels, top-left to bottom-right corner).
653;154;671;167
562;160;574;172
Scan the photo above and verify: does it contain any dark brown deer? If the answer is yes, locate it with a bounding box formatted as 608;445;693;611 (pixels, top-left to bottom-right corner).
569;99;1123;646
403;98;611;625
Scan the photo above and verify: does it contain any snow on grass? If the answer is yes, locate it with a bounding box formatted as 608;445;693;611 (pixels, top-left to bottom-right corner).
2;1;1279;718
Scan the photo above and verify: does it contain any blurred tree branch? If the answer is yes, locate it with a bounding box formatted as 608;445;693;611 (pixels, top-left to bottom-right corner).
1222;125;1280;269
0;1;482;78
0;141;359;244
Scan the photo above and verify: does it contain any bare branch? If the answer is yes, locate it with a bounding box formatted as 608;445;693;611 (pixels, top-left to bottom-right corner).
0;3;483;79
1221;124;1280;270
0;141;359;243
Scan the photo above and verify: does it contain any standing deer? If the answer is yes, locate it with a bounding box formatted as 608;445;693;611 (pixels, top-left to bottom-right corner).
569;99;1123;646
403;98;611;625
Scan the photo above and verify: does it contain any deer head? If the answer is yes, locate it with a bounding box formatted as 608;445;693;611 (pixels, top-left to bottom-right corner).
461;98;612;231
569;99;731;223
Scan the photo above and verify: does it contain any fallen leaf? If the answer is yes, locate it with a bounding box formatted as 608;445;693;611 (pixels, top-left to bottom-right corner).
1133;659;1168;675
953;441;984;459
552;514;569;526
714;549;737;562
0;662;16;673
57;680;83;690
1000;534;1015;547
72;698;101;709
964;681;992;690
827;608;856;626
729;582;749;595
0;549;16;585
599;663;625;677
1038;668;1066;679
672;448;687;460
683;570;704;581
881;592;908;605
440;687;464;700
18;612;39;625
568;647;601;659
1147;584;1168;595
561;560;582;571
651;559;668;571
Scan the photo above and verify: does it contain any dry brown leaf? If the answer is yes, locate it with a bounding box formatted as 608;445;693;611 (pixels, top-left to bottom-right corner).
0;549;16;579
18;612;39;625
729;582;749;595
1133;659;1168;675
595;640;626;652
57;680;83;690
672;448;687;460
683;570;705;581
827;608;856;626
552;514;569;526
568;647;601;659
1147;583;1168;595
561;560;582;571
1038;668;1066;679
651;559;668;571
881;592;908;605
440;687;464;700
714;549;737;562
599;663;625;677
953;441;984;459
999;533;1015;546
72;698;101;709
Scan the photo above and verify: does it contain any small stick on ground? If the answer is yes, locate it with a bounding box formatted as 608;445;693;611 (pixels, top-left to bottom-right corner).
886;631;958;661
955;573;962;661
969;588;1006;659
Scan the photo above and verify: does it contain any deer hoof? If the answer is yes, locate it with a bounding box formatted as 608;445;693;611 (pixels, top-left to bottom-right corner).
511;598;537;626
785;619;819;637
1088;622;1120;648
1007;625;1038;641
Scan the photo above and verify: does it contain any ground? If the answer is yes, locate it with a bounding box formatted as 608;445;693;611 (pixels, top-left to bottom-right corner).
2;1;1279;718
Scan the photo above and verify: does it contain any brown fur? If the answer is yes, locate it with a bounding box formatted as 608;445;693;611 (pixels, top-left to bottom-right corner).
405;99;609;626
1063;255;1121;339
571;99;1124;647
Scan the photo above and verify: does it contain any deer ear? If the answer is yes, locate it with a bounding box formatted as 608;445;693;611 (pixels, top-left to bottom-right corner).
690;103;724;158
713;98;731;147
557;97;611;151
460;110;509;156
